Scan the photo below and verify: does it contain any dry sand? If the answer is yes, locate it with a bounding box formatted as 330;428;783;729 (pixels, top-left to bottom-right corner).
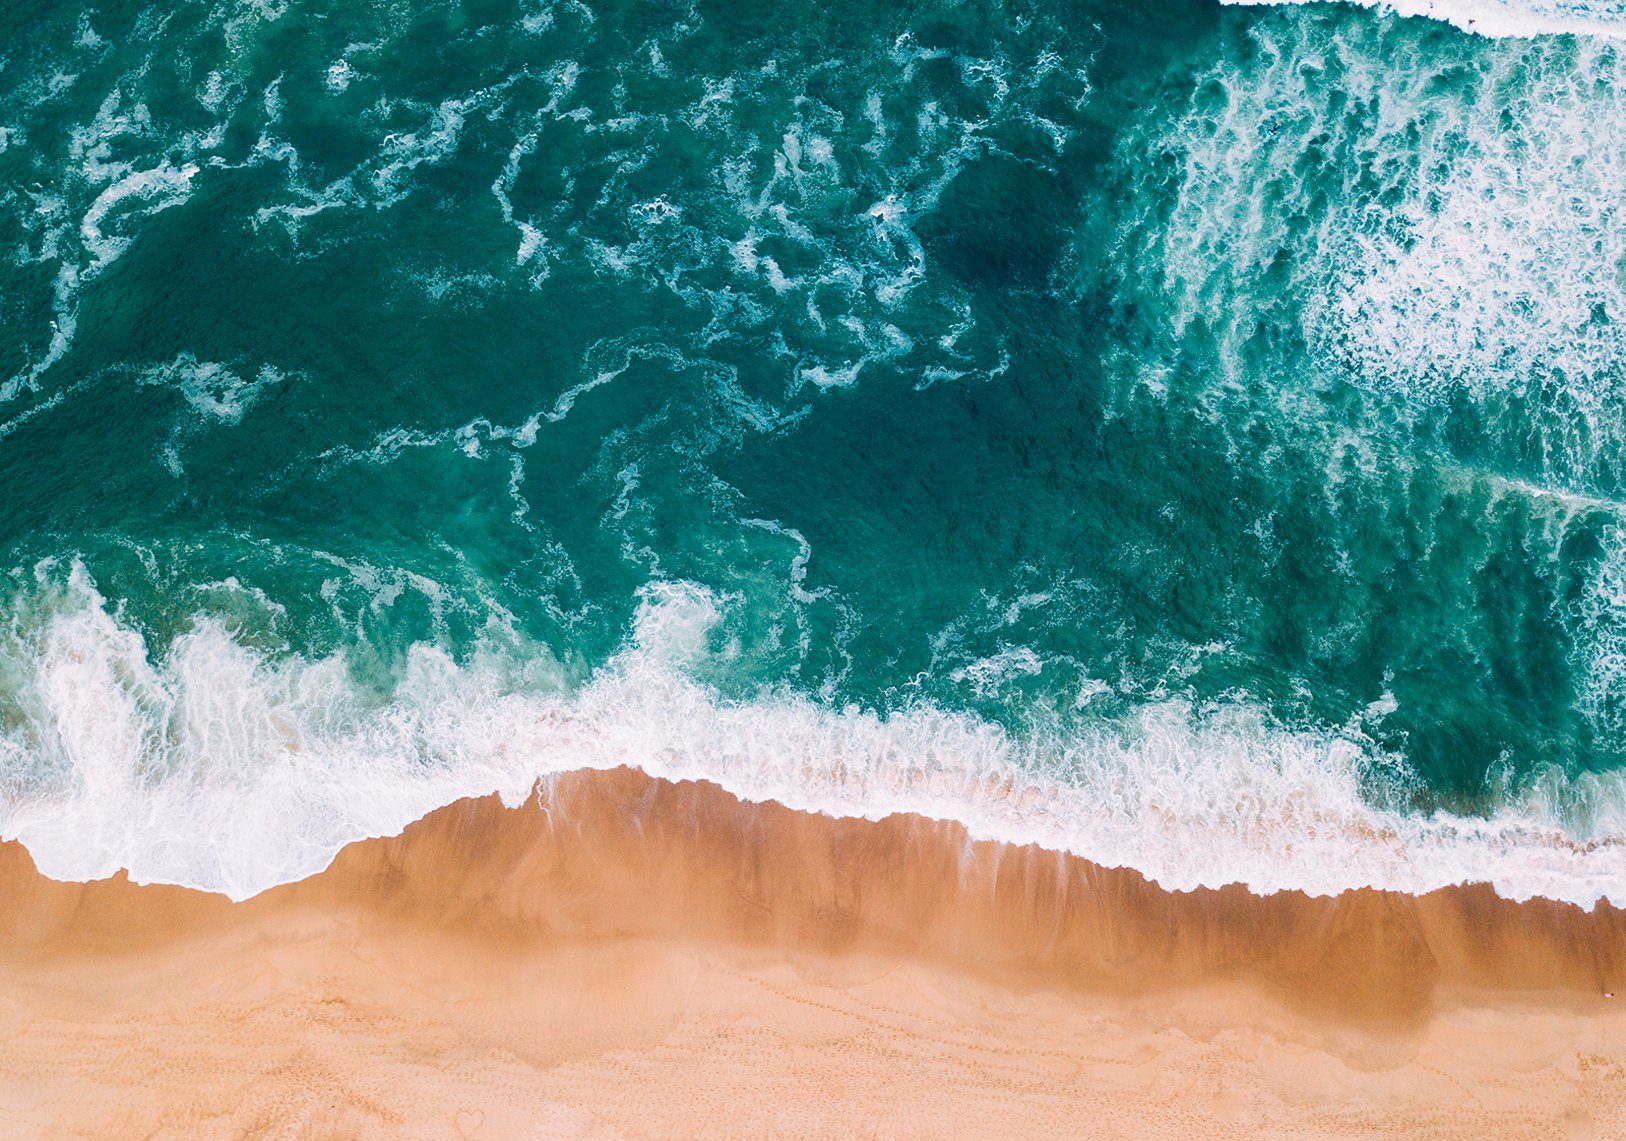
0;766;1622;1138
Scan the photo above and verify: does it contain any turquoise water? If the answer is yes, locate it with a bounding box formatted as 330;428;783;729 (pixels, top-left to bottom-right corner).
1;0;1624;901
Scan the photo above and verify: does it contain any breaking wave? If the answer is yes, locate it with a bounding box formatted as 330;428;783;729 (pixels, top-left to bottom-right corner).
1;567;1622;906
1226;0;1626;40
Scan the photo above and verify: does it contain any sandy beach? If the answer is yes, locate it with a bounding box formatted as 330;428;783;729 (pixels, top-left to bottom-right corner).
0;766;1616;1137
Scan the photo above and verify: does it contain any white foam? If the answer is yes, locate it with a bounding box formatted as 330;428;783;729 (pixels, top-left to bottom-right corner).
0;569;1622;906
1137;24;1626;469
1118;24;1626;740
324;61;356;94
370;95;473;204
256;79;530;239
1574;525;1626;737
1309;45;1626;488
1227;0;1626;38
6;71;221;400
136;354;282;424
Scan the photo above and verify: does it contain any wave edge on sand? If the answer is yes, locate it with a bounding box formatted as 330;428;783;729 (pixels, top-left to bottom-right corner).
6;575;1626;909
1;766;1623;1137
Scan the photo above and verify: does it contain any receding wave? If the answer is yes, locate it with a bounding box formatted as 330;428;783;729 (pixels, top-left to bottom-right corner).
0;567;1621;907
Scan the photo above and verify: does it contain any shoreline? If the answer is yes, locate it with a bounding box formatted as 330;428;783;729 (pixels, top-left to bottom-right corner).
2;766;1623;1135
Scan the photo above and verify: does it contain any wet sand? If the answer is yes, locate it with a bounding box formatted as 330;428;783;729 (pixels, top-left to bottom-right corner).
0;766;1622;1137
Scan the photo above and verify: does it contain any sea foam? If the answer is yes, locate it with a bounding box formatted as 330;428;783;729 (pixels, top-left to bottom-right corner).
1;567;1622;906
1226;0;1626;39
1110;16;1626;501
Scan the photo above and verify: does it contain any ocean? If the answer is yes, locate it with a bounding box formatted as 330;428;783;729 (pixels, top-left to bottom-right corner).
0;0;1623;904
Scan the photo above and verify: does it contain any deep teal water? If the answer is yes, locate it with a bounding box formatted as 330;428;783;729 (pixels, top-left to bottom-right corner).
0;0;1623;900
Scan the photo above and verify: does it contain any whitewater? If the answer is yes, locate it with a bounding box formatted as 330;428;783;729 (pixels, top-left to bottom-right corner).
1229;0;1626;39
0;568;1619;905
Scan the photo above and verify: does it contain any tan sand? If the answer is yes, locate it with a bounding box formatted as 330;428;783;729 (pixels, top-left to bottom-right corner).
0;766;1622;1138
